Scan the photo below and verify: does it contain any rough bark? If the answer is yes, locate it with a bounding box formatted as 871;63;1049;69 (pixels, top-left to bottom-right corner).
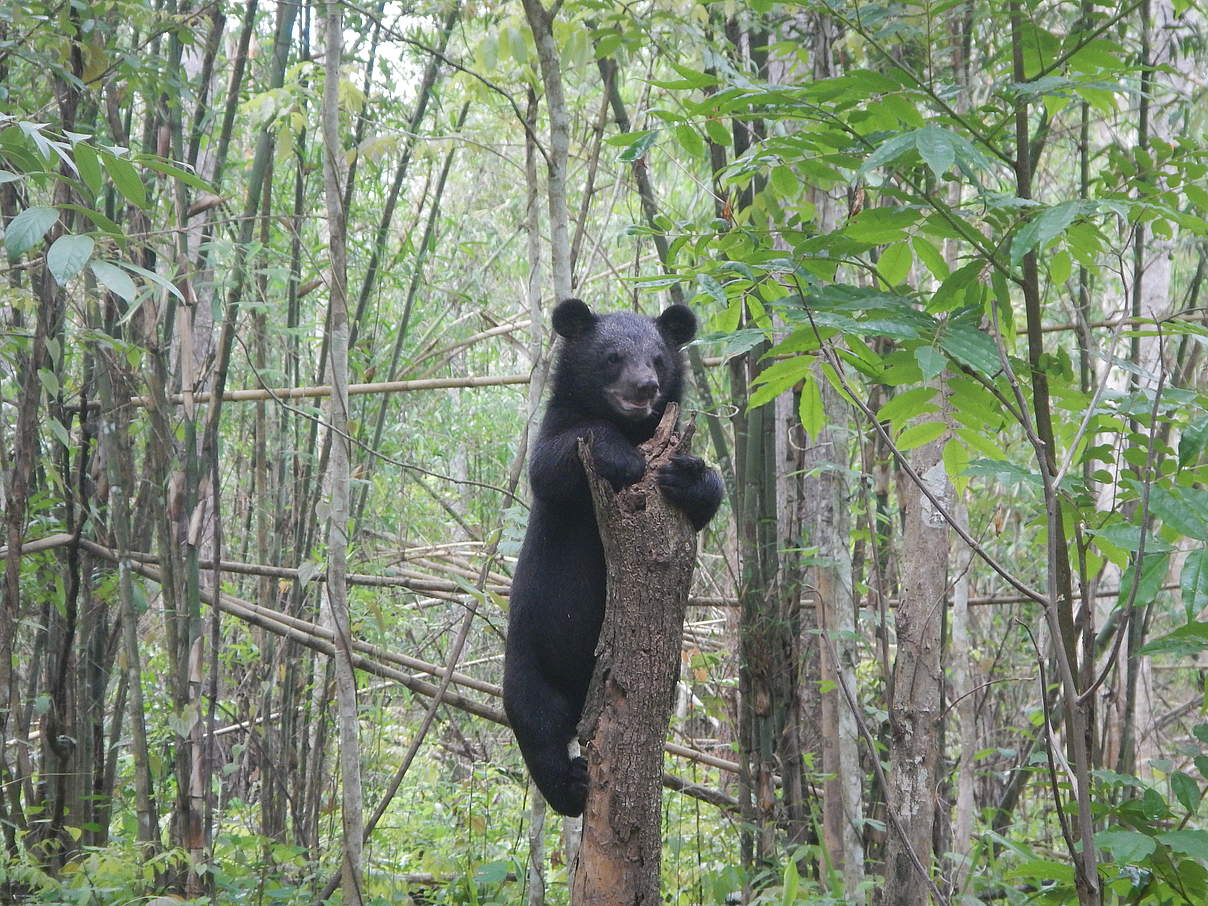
571;406;698;906
881;406;949;906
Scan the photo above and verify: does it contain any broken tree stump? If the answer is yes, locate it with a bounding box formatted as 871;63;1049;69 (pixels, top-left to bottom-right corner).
572;403;699;906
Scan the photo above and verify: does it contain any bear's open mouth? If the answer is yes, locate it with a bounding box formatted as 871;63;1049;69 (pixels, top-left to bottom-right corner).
609;391;654;417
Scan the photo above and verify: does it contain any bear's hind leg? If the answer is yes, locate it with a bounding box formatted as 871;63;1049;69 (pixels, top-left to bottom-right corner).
503;672;588;817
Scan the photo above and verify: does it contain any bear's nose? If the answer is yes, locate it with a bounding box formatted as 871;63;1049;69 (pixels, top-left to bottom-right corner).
635;379;658;401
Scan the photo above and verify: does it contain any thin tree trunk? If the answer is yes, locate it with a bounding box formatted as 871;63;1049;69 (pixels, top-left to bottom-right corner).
881;405;949;905
1008;4;1100;901
804;374;865;901
521;0;573;301
950;503;976;896
322;0;363;900
95;316;161;868
796;11;865;897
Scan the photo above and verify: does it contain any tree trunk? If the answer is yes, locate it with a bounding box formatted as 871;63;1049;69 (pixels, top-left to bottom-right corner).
322;1;363;901
804;372;865;901
94;318;161;869
521;0;573;300
881;402;949;906
571;406;698;906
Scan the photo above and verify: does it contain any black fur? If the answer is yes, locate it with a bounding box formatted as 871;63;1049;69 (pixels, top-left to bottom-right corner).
503;299;724;817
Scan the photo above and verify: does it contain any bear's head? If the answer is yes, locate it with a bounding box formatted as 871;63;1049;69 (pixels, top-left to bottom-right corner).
550;298;696;423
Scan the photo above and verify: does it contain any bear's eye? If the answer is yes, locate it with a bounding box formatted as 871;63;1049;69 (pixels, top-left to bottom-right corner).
606;352;621;365
654;354;666;369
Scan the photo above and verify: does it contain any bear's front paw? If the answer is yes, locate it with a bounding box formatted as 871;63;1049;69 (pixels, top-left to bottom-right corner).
594;445;647;491
657;454;706;491
657;455;723;531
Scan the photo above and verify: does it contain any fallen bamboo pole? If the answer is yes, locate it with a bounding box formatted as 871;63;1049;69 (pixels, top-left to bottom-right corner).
10;534;1177;609
87;372;534;410
78;539;742;790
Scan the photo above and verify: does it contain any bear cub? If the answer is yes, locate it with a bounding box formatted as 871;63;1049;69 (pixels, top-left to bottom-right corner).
503;298;724;817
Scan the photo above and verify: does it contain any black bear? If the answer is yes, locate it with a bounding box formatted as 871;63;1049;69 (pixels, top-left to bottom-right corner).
503;298;724;817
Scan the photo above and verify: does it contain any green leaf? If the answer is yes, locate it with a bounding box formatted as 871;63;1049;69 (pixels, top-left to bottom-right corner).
912;236;949;280
1096;828;1157;863
1139;621;1208;658
38;367;59;396
1011;200;1082;266
857;131;916;176
770;165;797;198
101;151;147;209
1157;829;1208;860
474;860;511;885
915;125;956;179
844;208;920;244
781;859;799;906
1117;551;1171;609
876;386;938;426
46;234;94;284
798;372;824;442
5;205;58;258
118;261;184;302
749;357;813;409
1148;485;1208;541
1172;772;1202;814
878;242;912;286
616;130;659;162
139;156;212;192
938;325;1001;375
1094;768;1145;788
663;60;719;89
1005;859;1075;883
61;203;122;236
90;261;138;303
674;124;704;158
697;273;728;307
47;417;70;448
1180;416;1208;466
964;458;1041;488
929;261;981;313
1181;550;1208;617
704;118;729;146
915;346;945;382
897;420;947;451
73;141;103;195
1049;248;1072;284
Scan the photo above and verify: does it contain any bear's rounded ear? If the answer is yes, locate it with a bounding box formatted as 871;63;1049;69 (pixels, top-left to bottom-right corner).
552;298;596;339
656;304;696;347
